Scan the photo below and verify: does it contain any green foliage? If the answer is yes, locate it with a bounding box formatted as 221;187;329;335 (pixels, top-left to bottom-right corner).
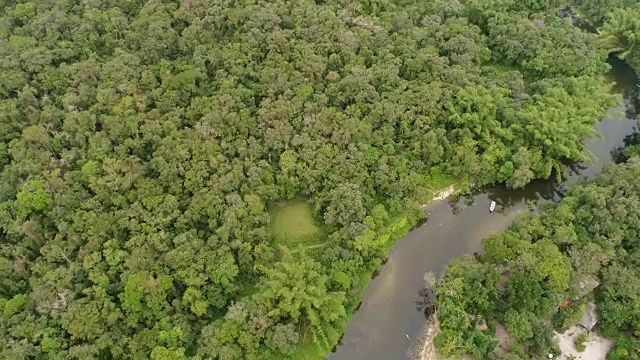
487;14;610;78
150;346;187;360
553;303;587;331
529;321;559;357
0;0;625;358
600;8;640;70
16;180;53;217
467;329;498;358
437;156;640;357
261;256;346;332
607;335;640;359
578;0;639;26
3;294;27;316
269;199;322;247
504;310;534;342
323;183;367;228
575;332;588;352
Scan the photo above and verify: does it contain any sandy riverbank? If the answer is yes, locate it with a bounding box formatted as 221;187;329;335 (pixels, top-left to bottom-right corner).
412;316;442;360
424;185;457;206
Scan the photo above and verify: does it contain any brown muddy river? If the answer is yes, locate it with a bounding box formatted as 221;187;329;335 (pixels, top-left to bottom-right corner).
328;56;638;360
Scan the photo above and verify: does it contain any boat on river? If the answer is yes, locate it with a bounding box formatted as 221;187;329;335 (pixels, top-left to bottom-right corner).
489;201;496;213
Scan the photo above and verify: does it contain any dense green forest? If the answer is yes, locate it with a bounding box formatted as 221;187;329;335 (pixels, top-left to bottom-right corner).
434;4;640;360
434;156;640;359
0;0;631;359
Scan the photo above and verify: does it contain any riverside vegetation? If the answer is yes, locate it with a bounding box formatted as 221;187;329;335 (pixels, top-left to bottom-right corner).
434;156;640;359
433;1;640;359
0;0;630;359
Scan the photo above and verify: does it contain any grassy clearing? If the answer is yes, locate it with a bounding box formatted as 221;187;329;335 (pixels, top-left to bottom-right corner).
269;199;324;250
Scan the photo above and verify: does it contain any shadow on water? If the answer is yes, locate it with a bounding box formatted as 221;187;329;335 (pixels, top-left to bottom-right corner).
612;132;640;163
453;179;559;215
607;55;639;117
608;54;640;163
448;164;582;216
415;287;436;318
443;55;639;217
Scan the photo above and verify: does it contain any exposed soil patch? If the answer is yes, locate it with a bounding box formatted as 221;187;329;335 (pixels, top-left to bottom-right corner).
429;185;456;204
556;326;613;360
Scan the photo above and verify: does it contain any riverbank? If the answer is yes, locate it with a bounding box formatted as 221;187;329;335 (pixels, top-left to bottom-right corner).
329;75;638;360
413;315;441;360
292;182;460;359
425;185;457;205
328;183;537;359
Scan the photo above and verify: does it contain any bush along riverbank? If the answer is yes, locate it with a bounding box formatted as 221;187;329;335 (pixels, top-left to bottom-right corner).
433;154;640;360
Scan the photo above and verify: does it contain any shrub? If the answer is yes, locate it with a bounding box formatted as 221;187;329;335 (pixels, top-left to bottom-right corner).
574;332;588;352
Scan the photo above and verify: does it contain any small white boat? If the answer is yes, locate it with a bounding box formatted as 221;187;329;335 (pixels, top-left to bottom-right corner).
489;201;496;213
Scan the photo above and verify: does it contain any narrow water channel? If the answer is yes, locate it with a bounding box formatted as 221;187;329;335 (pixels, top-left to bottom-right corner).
328;56;638;360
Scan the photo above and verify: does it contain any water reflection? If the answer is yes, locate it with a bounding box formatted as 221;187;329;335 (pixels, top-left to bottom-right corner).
612;132;640;163
445;178;560;216
415;287;435;318
608;56;639;111
566;160;589;177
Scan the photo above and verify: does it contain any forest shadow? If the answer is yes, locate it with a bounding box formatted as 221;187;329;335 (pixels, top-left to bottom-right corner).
447;178;561;216
612;131;640;163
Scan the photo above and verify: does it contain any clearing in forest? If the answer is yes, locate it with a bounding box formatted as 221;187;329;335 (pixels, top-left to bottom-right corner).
555;326;613;360
269;199;324;249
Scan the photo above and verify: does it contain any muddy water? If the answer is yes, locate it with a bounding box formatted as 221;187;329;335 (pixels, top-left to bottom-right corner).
328;57;637;360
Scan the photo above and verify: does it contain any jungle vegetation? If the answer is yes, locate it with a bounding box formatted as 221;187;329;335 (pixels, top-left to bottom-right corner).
433;4;640;359
434;154;640;360
0;0;629;359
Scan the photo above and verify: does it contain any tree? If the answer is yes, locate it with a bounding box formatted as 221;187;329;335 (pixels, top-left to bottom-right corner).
600;8;640;69
504;310;534;342
16;180;53;218
579;0;637;25
323;183;367;228
259;255;346;345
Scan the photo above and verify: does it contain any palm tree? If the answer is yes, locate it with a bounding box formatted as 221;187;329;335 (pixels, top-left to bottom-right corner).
599;9;640;63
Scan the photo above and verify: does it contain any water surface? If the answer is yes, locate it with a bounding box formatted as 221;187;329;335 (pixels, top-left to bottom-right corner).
328;57;637;360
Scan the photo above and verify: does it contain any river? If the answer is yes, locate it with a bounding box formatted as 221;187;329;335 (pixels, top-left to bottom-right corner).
327;56;638;360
